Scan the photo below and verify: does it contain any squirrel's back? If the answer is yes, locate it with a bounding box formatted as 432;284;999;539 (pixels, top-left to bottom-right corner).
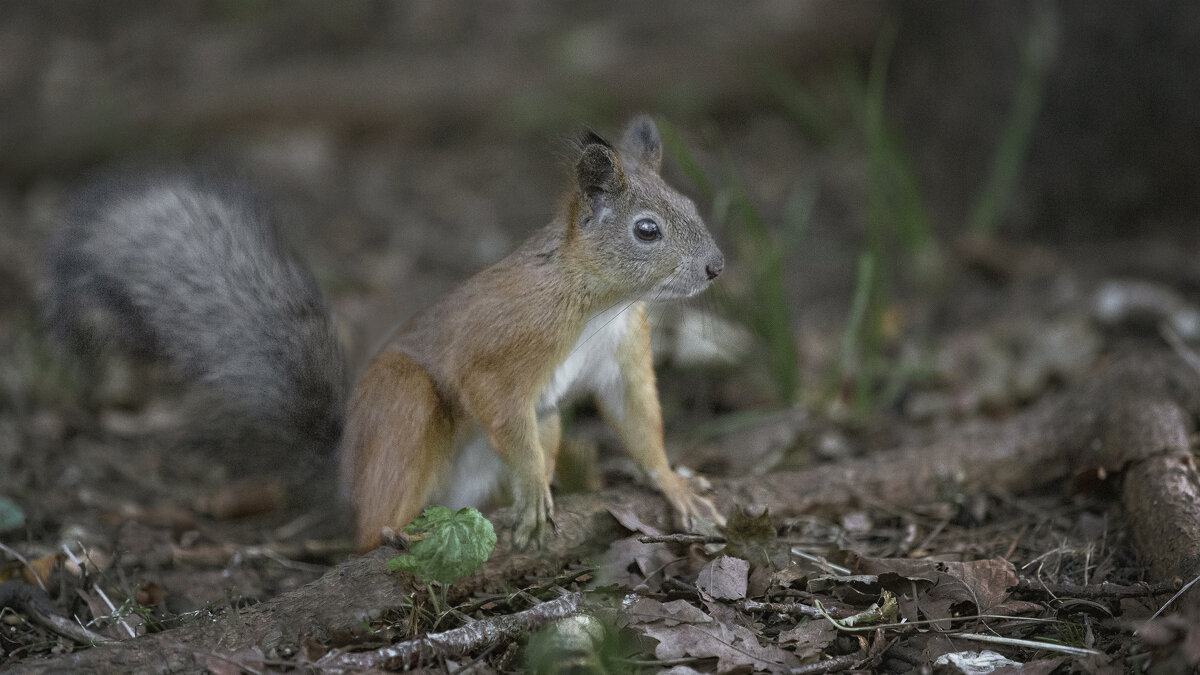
44;171;346;454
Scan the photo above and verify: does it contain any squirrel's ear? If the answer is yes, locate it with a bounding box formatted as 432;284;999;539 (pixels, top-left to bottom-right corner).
575;141;625;221
620;114;662;173
578;129;613;151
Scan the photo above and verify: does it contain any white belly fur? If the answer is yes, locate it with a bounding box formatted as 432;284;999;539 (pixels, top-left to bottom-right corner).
537;303;632;414
436;303;636;509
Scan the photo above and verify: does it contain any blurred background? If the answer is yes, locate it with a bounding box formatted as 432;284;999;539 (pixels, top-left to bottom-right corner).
3;0;1200;538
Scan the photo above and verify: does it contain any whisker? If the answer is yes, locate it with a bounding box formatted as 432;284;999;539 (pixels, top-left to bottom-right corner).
569;264;684;356
570;296;642;354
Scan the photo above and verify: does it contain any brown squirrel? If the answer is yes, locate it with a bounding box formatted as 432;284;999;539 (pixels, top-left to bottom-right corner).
342;116;726;550
44;116;724;552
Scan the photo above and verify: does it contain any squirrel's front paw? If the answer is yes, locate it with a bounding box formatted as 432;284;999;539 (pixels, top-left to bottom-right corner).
511;480;555;551
659;471;725;533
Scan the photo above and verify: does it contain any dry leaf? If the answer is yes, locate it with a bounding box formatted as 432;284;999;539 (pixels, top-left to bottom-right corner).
642;621;802;674
596;536;677;592
607;504;664;537
696;556;749;601
848;554;1018;622
20;553;63;587
777;620;838;660
624;598;712;627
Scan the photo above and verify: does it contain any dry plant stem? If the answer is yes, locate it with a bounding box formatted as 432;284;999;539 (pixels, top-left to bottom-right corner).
317;591;582;671
737;598;824;619
638;534;724;544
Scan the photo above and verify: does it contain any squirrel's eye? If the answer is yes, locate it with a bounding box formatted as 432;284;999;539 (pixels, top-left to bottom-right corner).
634;218;661;242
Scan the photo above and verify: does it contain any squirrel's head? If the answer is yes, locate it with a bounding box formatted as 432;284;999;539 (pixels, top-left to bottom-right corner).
568;115;723;303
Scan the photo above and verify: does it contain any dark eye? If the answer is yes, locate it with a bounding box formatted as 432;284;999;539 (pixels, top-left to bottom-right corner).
634;218;661;242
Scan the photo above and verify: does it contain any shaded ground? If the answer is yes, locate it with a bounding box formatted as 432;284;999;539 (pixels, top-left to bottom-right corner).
3;2;1200;672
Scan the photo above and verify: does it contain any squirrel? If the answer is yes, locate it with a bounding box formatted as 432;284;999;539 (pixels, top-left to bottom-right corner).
342;115;726;550
44;115;724;552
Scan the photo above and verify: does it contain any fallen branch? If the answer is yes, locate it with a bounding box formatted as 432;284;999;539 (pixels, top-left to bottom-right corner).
317;591;582;671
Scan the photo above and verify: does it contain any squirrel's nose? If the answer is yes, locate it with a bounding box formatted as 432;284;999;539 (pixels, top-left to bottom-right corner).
705;254;724;280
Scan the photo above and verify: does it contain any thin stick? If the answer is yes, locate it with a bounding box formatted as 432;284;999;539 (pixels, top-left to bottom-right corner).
948;632;1100;657
1016;576;1178;600
1150;574;1200;620
62;542;137;639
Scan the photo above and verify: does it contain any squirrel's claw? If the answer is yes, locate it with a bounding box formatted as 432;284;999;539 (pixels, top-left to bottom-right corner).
511;481;556;551
659;470;725;533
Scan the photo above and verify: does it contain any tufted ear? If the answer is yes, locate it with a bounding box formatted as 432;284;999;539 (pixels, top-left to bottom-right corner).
575;136;625;222
620;114;662;173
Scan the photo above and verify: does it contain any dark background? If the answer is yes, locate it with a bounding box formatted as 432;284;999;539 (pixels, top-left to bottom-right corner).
4;2;1198;339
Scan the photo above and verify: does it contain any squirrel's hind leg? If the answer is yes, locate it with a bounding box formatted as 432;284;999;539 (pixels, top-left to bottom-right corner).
341;350;453;552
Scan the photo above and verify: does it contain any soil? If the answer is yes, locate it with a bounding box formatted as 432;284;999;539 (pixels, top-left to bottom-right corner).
3;2;1200;673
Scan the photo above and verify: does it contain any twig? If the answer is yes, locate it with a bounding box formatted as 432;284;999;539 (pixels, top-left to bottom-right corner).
663;577;699;595
1016;576;1178;600
637;533;725;544
619;656;707;667
1150;574;1200;619
790;548;852;576
522;566;594;601
62;542;138;639
457;566;592;616
170;542;332;572
789;651;867;674
737;598;827;620
948;631;1100;657
318;591;583;670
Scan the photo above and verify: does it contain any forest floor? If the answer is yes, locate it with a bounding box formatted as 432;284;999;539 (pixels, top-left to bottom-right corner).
3;3;1200;673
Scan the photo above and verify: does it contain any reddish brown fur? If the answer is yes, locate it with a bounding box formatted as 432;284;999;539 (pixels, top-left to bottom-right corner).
343;228;589;551
601;303;718;527
341;117;724;551
339;348;454;551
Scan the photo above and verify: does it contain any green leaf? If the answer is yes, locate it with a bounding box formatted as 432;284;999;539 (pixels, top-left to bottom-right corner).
385;506;496;585
0;498;25;533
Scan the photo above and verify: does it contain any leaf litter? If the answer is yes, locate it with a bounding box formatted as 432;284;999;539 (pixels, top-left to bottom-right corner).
588;495;1185;673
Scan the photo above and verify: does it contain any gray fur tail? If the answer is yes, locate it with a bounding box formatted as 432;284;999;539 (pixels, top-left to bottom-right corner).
43;171;346;455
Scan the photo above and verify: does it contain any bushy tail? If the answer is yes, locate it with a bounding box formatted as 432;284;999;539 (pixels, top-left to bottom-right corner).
43;170;346;457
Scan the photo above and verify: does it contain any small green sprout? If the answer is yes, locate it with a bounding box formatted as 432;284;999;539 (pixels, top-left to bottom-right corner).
386;506;496;586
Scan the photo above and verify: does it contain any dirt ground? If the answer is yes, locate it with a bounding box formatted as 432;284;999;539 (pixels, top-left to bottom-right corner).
3;2;1200;673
